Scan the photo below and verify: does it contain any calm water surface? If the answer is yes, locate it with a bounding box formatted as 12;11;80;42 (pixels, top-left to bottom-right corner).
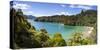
27;19;86;40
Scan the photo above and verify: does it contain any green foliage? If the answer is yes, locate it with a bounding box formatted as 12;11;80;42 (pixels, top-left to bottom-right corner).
49;33;67;47
66;32;95;46
35;29;50;47
81;38;92;45
16;9;23;16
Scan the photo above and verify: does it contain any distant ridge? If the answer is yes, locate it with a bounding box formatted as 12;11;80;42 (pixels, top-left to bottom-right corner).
24;15;36;19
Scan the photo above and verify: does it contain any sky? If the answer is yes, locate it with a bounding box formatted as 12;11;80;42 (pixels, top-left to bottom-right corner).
12;1;97;17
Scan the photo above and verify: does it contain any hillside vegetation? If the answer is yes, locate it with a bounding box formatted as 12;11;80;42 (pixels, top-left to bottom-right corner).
10;8;67;49
35;10;97;27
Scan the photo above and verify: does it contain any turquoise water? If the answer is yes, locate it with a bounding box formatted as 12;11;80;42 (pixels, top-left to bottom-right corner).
27;19;86;40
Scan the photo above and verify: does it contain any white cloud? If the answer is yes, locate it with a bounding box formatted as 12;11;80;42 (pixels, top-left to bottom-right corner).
60;12;66;15
69;5;92;10
13;3;31;10
56;12;72;15
61;5;66;7
23;11;34;15
66;12;72;15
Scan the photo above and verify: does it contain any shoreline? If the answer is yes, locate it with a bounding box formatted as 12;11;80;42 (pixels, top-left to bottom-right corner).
83;26;94;38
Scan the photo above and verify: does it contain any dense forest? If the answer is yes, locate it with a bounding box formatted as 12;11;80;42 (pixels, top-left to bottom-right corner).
35;10;97;27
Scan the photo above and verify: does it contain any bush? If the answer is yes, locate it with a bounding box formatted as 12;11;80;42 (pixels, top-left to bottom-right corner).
49;33;67;47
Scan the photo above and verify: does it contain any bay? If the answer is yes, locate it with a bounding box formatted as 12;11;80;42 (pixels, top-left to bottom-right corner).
27;19;86;40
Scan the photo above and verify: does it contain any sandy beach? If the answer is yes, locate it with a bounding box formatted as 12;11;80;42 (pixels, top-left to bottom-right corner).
83;26;94;38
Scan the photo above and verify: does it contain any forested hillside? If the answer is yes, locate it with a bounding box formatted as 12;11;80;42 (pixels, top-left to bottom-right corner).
35;10;97;26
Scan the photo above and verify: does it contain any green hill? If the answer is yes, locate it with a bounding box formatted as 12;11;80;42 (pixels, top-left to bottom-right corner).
34;10;97;27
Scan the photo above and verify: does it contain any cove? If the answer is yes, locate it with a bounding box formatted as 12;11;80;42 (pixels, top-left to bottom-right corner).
27;19;87;40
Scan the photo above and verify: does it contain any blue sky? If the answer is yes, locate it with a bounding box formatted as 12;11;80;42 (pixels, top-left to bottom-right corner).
12;1;97;17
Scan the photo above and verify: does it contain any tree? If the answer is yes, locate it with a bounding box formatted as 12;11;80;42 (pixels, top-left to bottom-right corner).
35;29;50;47
50;33;67;47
